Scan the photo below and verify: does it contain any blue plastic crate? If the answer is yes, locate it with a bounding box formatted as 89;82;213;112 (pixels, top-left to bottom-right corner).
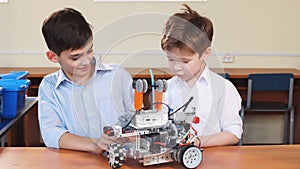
0;79;30;118
0;71;29;80
0;87;3;120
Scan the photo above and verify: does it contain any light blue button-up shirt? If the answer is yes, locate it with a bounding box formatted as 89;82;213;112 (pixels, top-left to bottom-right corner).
38;60;133;148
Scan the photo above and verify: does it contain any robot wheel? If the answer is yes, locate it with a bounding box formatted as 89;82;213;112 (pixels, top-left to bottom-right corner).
178;145;203;169
107;143;126;169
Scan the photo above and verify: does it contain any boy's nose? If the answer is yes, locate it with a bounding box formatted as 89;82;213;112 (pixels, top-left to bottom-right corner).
80;56;91;65
82;59;89;65
173;61;183;71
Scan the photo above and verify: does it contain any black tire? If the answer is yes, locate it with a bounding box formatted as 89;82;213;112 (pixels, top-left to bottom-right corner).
178;145;202;169
107;143;126;169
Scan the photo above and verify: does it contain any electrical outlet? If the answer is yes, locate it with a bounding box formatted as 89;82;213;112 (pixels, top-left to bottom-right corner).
222;52;234;63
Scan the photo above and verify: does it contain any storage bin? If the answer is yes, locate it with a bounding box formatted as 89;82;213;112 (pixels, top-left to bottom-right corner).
0;87;3;121
0;79;30;118
0;71;29;80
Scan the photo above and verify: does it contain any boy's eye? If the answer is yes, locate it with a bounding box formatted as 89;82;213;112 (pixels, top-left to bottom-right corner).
71;57;79;61
168;58;174;62
88;49;93;54
167;55;174;61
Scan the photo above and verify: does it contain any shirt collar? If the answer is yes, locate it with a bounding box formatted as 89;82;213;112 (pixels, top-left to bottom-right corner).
95;59;112;71
55;69;70;89
55;57;112;89
197;64;210;86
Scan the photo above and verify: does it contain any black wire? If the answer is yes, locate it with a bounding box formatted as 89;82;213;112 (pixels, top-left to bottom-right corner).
151;102;171;115
169;96;194;117
122;110;138;129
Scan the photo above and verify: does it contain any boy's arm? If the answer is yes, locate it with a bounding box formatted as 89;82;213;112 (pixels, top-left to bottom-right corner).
38;77;68;148
59;132;118;154
59;132;102;154
213;81;243;146
194;80;242;148
198;131;239;147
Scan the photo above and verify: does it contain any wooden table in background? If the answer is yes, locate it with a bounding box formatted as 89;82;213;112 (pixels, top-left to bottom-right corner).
0;145;299;169
126;67;300;79
1;67;299;78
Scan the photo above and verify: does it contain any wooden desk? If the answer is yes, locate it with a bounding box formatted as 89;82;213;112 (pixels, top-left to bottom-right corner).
0;145;299;169
0;98;38;146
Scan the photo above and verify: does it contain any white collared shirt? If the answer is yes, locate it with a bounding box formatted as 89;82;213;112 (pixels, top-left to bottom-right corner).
165;66;243;139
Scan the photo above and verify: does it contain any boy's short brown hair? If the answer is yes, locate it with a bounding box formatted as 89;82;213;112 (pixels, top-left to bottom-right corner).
161;4;213;55
42;8;92;56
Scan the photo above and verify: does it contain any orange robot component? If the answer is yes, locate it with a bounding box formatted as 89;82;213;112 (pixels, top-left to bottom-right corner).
133;79;147;111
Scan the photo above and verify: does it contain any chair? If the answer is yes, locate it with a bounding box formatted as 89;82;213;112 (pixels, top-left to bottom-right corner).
240;73;294;145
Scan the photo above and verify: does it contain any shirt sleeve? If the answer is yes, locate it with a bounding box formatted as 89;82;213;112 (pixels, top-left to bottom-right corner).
220;80;243;139
38;77;67;148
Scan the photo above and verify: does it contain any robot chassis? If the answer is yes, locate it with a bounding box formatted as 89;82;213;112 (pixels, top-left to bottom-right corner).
103;72;203;169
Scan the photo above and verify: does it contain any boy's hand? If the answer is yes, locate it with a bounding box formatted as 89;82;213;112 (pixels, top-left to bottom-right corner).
96;135;119;153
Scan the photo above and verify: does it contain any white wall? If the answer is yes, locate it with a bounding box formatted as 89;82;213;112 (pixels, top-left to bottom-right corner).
0;0;299;68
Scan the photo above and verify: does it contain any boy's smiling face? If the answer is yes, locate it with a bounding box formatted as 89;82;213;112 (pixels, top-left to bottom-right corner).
167;47;208;85
49;39;95;84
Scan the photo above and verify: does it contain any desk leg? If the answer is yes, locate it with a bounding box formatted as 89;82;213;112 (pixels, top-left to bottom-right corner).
1;134;6;146
24;103;41;146
7;120;24;146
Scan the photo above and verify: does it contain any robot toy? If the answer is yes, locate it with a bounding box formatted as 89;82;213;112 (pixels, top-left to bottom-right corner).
103;69;203;169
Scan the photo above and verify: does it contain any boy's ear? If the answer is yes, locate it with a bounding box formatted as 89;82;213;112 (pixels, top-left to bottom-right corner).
46;51;59;63
200;47;211;61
